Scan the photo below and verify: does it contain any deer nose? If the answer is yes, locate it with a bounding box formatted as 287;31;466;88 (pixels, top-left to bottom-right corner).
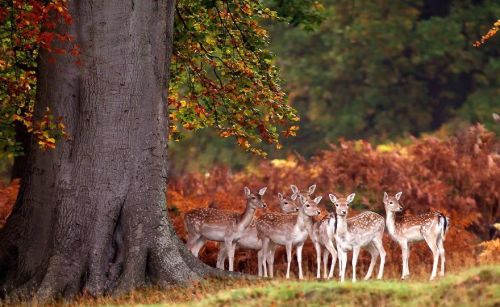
341;210;346;215
262;203;267;208
316;210;321;215
398;207;403;212
295;208;299;212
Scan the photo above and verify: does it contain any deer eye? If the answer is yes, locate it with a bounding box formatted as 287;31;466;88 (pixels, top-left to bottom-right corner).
389;201;393;205
306;204;311;208
284;201;288;205
251;196;256;200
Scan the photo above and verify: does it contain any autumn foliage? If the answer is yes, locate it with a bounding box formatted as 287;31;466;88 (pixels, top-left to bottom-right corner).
0;0;75;154
0;179;19;228
1;125;499;277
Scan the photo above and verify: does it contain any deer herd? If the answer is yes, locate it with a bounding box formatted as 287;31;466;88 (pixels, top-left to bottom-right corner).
185;184;450;282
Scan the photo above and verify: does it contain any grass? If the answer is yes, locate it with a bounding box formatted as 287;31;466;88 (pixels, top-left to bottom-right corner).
57;265;499;307
176;266;500;307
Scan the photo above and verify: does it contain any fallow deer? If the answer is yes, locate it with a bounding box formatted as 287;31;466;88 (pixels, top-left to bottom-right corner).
184;186;267;271
216;192;299;276
257;193;322;279
330;193;386;282
290;184;317;201
258;184;317;278
291;184;340;279
310;211;338;279
383;192;450;280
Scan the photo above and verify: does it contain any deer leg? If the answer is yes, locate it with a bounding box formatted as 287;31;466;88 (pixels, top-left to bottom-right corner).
373;235;386;280
325;241;337;279
257;248;263;277
352;247;360;282
226;240;236;272
424;234;439;281
437;238;445;277
322;249;329;279
216;242;226;269
313;242;322;279
296;243;305;280
186;233;200;254
363;242;378;281
261;238;269;277
340;250;348;282
186;230;197;249
285;242;293;279
400;241;409;279
268;243;277;278
336;243;342;279
190;237;207;258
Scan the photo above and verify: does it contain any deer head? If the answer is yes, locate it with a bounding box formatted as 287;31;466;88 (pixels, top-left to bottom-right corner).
298;194;322;216
328;193;355;217
290;184;316;199
383;191;403;213
278;193;299;213
244;186;268;209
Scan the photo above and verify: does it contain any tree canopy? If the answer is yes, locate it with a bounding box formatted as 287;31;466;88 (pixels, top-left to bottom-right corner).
0;0;323;164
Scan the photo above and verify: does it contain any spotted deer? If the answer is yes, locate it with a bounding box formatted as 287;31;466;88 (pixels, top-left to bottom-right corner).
257;193;322;279
257;184;317;278
184;186;267;271
290;184;316;201
383;192;450;280
310;211;338;279
291;184;340;279
330;193;386;282
216;193;299;276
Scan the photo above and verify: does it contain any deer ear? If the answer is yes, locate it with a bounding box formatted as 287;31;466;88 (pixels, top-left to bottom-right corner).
291;193;298;201
308;184;317;195
258;187;267;196
290;185;299;194
383;192;389;202
244;187;251;197
395;191;402;200
299;195;306;204
346;193;355;204
493;113;500;122
313;196;322;204
278;193;283;201
329;194;337;204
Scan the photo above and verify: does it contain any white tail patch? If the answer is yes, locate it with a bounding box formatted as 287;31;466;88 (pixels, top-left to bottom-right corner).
439;215;450;241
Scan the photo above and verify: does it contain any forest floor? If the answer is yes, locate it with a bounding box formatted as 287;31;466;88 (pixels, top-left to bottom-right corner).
49;265;499;307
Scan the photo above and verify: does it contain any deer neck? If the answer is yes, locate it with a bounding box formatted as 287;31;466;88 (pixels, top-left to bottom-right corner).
237;203;256;231
296;210;313;232
336;214;348;236
385;210;397;236
328;216;337;232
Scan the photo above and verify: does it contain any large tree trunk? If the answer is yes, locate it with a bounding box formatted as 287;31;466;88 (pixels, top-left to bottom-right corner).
0;0;219;301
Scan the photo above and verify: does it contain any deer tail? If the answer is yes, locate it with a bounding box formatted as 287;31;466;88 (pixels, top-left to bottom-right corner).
438;213;449;241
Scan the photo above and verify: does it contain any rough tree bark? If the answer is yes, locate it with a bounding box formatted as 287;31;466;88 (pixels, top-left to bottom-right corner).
0;0;220;301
